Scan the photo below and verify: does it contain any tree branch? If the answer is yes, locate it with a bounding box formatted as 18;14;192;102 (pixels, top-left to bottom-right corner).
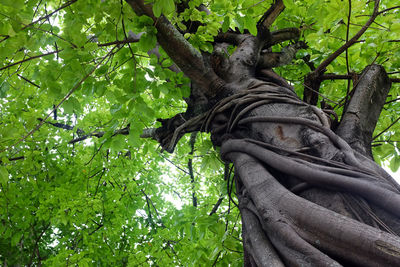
336;64;391;158
209;197;224;216
68;126;129;144
188;132;198;207
303;0;380;105
0;35;139;72
257;0;285;30
0;50;61;71
125;0;224;97
268;27;300;46
257;41;307;69
0;0;78;44
373;116;400;141
314;0;380;74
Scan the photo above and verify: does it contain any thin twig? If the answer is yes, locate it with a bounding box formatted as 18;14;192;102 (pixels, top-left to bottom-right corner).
373;116;400;140
0;50;61;71
343;0;352;112
0;46;118;153
314;0;380;74
17;74;40;88
0;0;77;44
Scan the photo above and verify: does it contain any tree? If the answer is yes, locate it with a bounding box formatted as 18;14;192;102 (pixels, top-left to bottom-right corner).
0;0;400;265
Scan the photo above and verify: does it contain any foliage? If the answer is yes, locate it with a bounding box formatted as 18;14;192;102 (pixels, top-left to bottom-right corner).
0;0;399;265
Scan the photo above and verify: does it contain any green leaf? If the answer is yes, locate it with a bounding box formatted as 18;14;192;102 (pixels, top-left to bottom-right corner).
111;135;126;151
233;17;244;33
163;0;175;15
0;166;9;185
96;65;109;76
389;156;400;172
128;129;141;147
153;1;162;17
0;0;24;9
139;32;157;51
63;97;81;114
222;16;230;32
244;16;257;35
11;232;22;246
0;81;10;98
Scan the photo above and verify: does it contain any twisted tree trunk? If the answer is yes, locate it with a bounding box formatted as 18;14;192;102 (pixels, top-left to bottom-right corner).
217;65;400;266
126;0;400;265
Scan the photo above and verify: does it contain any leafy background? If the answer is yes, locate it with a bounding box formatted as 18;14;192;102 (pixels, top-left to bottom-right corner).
0;0;399;265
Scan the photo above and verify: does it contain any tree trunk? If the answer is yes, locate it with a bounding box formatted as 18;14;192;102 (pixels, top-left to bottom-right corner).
217;65;400;266
126;1;400;265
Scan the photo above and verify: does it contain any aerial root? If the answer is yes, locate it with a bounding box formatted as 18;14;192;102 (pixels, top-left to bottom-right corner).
226;151;400;266
239;202;285;267
222;138;400;217
238;192;341;267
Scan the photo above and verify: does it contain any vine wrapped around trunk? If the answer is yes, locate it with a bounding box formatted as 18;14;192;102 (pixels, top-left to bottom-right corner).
127;0;400;265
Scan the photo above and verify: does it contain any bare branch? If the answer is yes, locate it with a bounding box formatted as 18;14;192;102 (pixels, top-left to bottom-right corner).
97;32;142;47
321;73;399;84
314;0;380;74
303;0;380;105
257;0;285;30
268;27;300;46
373;117;400;141
0;50;61;71
188;132;198;207
0;36;139;72
209;197;224;216
17;74;40;88
378;5;400;15
69;126;129;144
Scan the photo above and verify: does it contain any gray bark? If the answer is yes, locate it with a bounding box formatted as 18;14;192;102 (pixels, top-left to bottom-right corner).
336;64;391;159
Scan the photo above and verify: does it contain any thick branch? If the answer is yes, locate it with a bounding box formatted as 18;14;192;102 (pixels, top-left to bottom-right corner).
268;28;301;46
336;64;391;158
125;0;224;97
258;42;307;69
257;0;285;30
239;198;284;267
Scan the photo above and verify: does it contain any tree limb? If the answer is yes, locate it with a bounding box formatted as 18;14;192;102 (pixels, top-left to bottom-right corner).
257;0;285;30
68;126;129;144
125;0;224;97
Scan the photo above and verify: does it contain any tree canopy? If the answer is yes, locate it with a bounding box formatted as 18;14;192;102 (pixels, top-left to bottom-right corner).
0;0;399;266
